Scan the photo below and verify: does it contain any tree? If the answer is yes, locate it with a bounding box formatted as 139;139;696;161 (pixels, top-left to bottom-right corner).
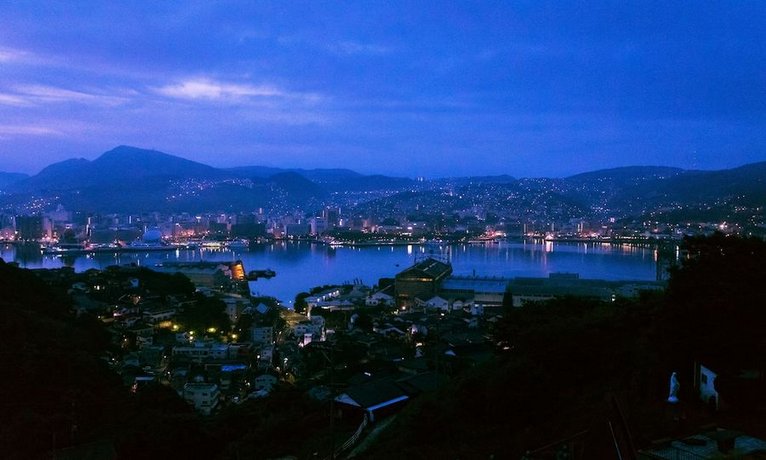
177;294;231;334
294;292;310;314
665;232;766;370
501;289;513;310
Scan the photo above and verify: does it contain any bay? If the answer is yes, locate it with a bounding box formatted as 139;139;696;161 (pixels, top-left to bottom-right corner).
1;241;660;307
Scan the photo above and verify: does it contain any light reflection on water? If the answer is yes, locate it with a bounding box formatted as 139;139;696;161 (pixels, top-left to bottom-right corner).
2;241;659;304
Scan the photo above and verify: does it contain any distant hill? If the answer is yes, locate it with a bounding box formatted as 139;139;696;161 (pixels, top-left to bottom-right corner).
0;171;28;189
566;166;684;182
1;145;763;218
611;161;766;211
267;172;328;202
560;166;686;211
438;174;517;185
226;165;290;178
227;165;412;192
9;146;225;193
16;158;90;191
2;146;334;212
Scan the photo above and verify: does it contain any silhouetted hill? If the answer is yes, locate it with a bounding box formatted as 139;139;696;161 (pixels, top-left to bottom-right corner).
2;145;763;217
566;166;684;183
296;168;361;180
228;165;411;192
9;146;226;193
441;174;517;184
613;161;766;211
3;146;331;212
225;165;287;178
268;172;328;201
16;158;91;191
0;171;28;189
93;145;225;181
332;173;415;192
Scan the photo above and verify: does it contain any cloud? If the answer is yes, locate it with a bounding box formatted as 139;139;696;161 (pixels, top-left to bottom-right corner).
0;84;131;107
326;40;392;56
153;78;323;107
0;46;36;64
0;93;30;106
17;85;129;105
0;124;64;137
277;35;393;57
155;78;285;100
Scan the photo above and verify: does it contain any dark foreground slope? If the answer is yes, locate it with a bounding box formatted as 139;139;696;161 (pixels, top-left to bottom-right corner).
362;234;766;459
0;259;212;460
0;259;354;460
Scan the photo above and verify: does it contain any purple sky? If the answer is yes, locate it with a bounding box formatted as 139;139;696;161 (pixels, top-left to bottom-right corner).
1;2;764;177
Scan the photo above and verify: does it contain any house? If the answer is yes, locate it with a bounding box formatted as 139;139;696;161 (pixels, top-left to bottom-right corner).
254;302;271;315
309;299;355;314
172;343;234;362
257;345;274;369
220;294;249;323
366;290;394;307
373;323;406;337
469;303;484;316
451;298;473;312
424;296;450;311
142;308;176;325
697;363;720;410
305;287;342;309
694;360;766;411
250;326;273;345
295;316;326;344
182;382;220;415
335;380;409;422
252;373;278;393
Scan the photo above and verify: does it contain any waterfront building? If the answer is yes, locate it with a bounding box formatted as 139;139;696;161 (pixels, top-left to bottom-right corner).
394;258;453;308
310;217;327;235
15;214;49;240
154;261;243;289
441;276;511;307
284;223;310;238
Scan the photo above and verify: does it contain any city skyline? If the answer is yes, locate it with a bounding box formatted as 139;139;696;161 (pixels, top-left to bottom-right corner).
1;2;765;177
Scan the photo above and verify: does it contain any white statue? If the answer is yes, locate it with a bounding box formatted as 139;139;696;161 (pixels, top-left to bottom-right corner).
667;371;680;403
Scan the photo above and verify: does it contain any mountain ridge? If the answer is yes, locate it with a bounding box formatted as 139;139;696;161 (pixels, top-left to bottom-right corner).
1;145;764;217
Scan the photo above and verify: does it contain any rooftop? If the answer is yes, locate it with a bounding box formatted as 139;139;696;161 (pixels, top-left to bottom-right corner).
396;258;452;280
442;276;510;293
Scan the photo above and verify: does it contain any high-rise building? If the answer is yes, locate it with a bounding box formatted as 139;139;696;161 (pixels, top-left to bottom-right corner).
15;214;47;241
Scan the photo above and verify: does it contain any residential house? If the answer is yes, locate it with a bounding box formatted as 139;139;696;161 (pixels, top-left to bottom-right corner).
182;382;220;415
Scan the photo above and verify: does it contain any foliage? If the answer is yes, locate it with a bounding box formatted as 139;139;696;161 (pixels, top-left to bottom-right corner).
665;232;766;370
294;291;310;314
209;386;350;459
176;293;231;334
0;260;130;458
139;270;195;297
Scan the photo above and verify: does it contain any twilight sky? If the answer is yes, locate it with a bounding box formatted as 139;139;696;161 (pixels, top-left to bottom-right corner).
1;2;764;178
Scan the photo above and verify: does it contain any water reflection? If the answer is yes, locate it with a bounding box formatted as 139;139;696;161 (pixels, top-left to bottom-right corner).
5;241;660;303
